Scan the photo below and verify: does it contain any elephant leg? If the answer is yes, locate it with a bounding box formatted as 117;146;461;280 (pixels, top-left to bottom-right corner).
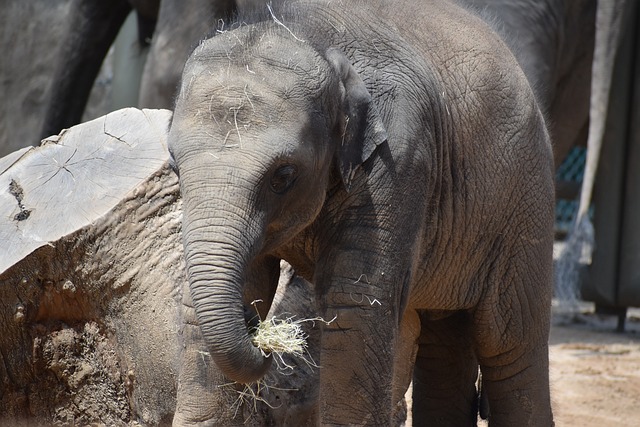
318;303;397;425
315;256;403;425
391;309;421;425
138;0;235;109
41;0;132;139
473;262;553;425
412;310;479;427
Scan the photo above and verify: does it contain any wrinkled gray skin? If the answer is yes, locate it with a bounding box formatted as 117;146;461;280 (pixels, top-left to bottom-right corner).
174;262;325;426
169;0;555;425
464;0;596;169
145;0;600;168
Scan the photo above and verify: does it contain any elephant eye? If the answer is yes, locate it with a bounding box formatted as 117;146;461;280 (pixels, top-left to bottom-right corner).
270;164;298;194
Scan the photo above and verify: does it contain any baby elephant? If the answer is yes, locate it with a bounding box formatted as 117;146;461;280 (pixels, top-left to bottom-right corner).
168;0;555;425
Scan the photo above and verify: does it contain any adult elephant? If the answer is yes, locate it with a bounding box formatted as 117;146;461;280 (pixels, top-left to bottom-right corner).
168;0;555;425
38;0;600;172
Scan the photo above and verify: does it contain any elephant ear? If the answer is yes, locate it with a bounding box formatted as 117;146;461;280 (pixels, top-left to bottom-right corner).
326;48;388;191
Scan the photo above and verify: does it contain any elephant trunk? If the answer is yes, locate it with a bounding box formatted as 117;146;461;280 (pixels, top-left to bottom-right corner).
180;174;271;384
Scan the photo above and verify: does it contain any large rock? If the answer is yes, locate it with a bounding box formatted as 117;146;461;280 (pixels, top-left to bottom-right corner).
0;108;320;426
1;108;178;425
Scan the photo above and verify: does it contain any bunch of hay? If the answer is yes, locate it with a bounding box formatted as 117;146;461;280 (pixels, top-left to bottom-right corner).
225;311;334;420
252;315;308;361
250;312;334;370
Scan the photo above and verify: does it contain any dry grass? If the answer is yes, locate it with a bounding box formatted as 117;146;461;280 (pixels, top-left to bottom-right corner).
252;315;308;366
250;311;334;371
226;379;294;421
219;304;336;422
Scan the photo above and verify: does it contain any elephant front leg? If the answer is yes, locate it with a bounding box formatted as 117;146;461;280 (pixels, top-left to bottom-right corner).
316;270;401;426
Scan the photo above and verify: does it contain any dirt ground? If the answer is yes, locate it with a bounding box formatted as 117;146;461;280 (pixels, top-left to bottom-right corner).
545;305;640;426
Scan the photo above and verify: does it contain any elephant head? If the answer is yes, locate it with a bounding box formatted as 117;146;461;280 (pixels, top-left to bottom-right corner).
168;24;387;384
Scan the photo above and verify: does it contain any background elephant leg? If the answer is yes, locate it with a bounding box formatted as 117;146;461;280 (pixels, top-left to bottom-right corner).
412;310;479;426
138;0;235;109
41;0;132;139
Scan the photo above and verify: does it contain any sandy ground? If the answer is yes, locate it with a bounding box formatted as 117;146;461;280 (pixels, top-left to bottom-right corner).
547;305;640;426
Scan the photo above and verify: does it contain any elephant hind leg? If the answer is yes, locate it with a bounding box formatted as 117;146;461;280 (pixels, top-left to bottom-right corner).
473;263;554;426
412;310;479;426
475;338;552;426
